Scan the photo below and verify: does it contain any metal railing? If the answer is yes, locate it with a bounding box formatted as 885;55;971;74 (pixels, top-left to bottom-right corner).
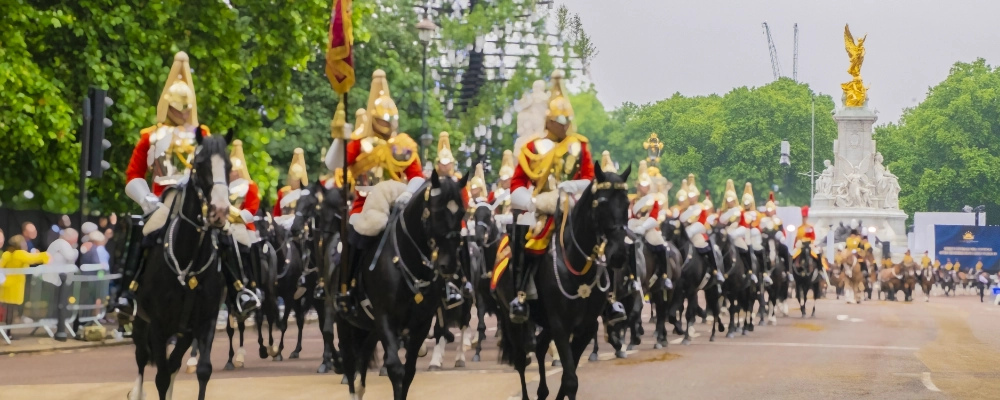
0;264;111;345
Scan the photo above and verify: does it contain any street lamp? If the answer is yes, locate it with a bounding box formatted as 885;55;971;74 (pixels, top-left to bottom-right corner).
643;132;664;163
416;14;438;160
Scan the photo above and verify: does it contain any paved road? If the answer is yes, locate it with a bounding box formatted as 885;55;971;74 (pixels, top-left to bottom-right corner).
3;292;1000;399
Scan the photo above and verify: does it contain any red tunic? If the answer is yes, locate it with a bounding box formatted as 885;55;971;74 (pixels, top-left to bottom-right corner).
273;189;286;217
347;139;423;216
242;181;260;231
510;140;594;194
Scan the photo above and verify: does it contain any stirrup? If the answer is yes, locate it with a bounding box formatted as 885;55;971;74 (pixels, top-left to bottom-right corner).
509;292;529;324
236;288;261;316
115;296;137;320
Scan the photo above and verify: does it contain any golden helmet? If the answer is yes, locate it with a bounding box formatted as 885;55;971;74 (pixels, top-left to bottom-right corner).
365;70;399;137
637;160;651;188
349;108;367;139
742;182;756;211
546;70;574;124
675;178;689;203
157;51;198;126
701;190;713;211
687;173;698;201
601;151;617;173
498;149;515;180
287;148;308;187
469;163;487;192
765;191;776;212
723;179;738;209
437;131;454;166
229;140;251;182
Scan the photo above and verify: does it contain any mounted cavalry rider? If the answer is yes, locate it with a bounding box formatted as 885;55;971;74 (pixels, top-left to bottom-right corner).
273;148;308;224
467;163;488;207
507;70;623;323
487;150;515;214
227;140;265;302
327;69;427;313
118;51;259;317
435;131;471;206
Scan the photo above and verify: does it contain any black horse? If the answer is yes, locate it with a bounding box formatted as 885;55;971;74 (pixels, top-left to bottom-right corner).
496;162;631;400
760;234;790;325
289;181;345;373
129;130;232;400
665;220;723;345
710;229;751;338
791;244;823;317
252;206;287;361
468;202;503;362
427;214;477;371
337;171;469;400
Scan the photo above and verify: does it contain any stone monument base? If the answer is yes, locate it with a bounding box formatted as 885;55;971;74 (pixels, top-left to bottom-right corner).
808;206;909;250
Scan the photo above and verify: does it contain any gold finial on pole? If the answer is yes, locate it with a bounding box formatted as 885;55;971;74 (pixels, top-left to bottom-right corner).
331;94;348;139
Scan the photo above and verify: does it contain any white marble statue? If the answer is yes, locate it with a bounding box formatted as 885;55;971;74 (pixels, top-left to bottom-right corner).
513;80;549;157
815;159;835;196
874;152;901;209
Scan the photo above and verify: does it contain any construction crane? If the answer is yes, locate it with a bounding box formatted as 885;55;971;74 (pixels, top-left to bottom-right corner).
762;22;781;81
793;23;799;81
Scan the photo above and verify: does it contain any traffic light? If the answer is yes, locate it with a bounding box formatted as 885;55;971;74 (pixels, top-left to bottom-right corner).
84;87;113;178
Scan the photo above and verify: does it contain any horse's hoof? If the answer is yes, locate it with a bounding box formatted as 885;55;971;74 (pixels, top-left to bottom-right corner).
726;332;736;339
709;336;715;342
289;351;300;359
741;329;748;336
224;362;235;371
341;375;349;384
626;343;636;351
455;360;466;368
186;364;196;374
379;366;388;376
273;354;284;362
428;364;442;371
615;351;627;359
269;345;279;357
637;325;645;335
234;349;245;368
588;353;599;362
747;324;755;332
259;347;269;359
654;342;665;349
681;338;691;345
472;354;481;362
551;359;561;367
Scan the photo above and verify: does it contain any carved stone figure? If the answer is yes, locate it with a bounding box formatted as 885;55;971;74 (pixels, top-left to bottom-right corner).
816;159;835;196
513;80;550;156
874;152;900;209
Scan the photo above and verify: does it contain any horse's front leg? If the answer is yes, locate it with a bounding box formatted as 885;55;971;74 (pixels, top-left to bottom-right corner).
535;327;552;400
194;317;219;400
165;332;195;400
128;319;150;400
290;301;306;359
376;314;406;400
225;317;237;370
402;319;433;398
454;326;468;368
474;301;487;362
236;317;246;368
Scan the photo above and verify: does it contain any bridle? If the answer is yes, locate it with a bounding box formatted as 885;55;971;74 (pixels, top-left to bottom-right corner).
558;180;628;276
164;148;227;288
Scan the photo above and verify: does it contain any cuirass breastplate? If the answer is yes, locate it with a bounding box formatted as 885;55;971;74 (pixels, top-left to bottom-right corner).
148;126;197;187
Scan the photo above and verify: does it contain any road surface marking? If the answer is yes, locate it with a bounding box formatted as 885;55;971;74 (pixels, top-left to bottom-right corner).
706;342;918;351
892;372;941;392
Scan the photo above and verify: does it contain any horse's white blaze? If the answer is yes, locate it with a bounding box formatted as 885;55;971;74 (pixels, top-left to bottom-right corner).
210;154;231;212
128;375;144;400
429;337;446;367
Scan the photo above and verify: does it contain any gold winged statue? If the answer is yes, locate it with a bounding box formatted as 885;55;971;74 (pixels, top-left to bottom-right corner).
841;24;868;107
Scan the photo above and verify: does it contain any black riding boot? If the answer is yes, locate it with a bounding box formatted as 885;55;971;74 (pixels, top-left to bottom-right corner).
223;237;260;317
508;217;537;324
115;215;146;321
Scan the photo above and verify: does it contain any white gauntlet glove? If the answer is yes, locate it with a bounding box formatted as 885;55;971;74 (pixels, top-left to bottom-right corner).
557;179;591;196
125;178;160;215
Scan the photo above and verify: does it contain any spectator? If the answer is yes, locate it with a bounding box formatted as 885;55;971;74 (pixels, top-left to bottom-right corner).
0;228;5;284
44;228;79;284
1;235;50;329
81;231;110;321
42;215;71;251
21;222;37;253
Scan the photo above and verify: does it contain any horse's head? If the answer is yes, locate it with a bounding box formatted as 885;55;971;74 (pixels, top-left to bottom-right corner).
470;203;495;245
580;161;631;268
191;128;233;228
412;170;469;276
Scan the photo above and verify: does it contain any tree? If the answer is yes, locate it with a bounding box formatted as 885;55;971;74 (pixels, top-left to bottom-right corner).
876;58;1000;219
1;0;331;214
574;78;837;207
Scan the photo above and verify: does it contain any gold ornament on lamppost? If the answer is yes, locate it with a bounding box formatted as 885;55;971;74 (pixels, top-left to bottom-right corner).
643;132;664;163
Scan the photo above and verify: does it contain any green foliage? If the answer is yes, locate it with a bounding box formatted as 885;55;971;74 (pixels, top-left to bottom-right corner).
877;59;1000;219
1;0;330;214
573;78;838;207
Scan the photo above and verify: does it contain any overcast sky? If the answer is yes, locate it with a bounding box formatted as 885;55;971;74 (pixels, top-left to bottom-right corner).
562;0;1000;124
